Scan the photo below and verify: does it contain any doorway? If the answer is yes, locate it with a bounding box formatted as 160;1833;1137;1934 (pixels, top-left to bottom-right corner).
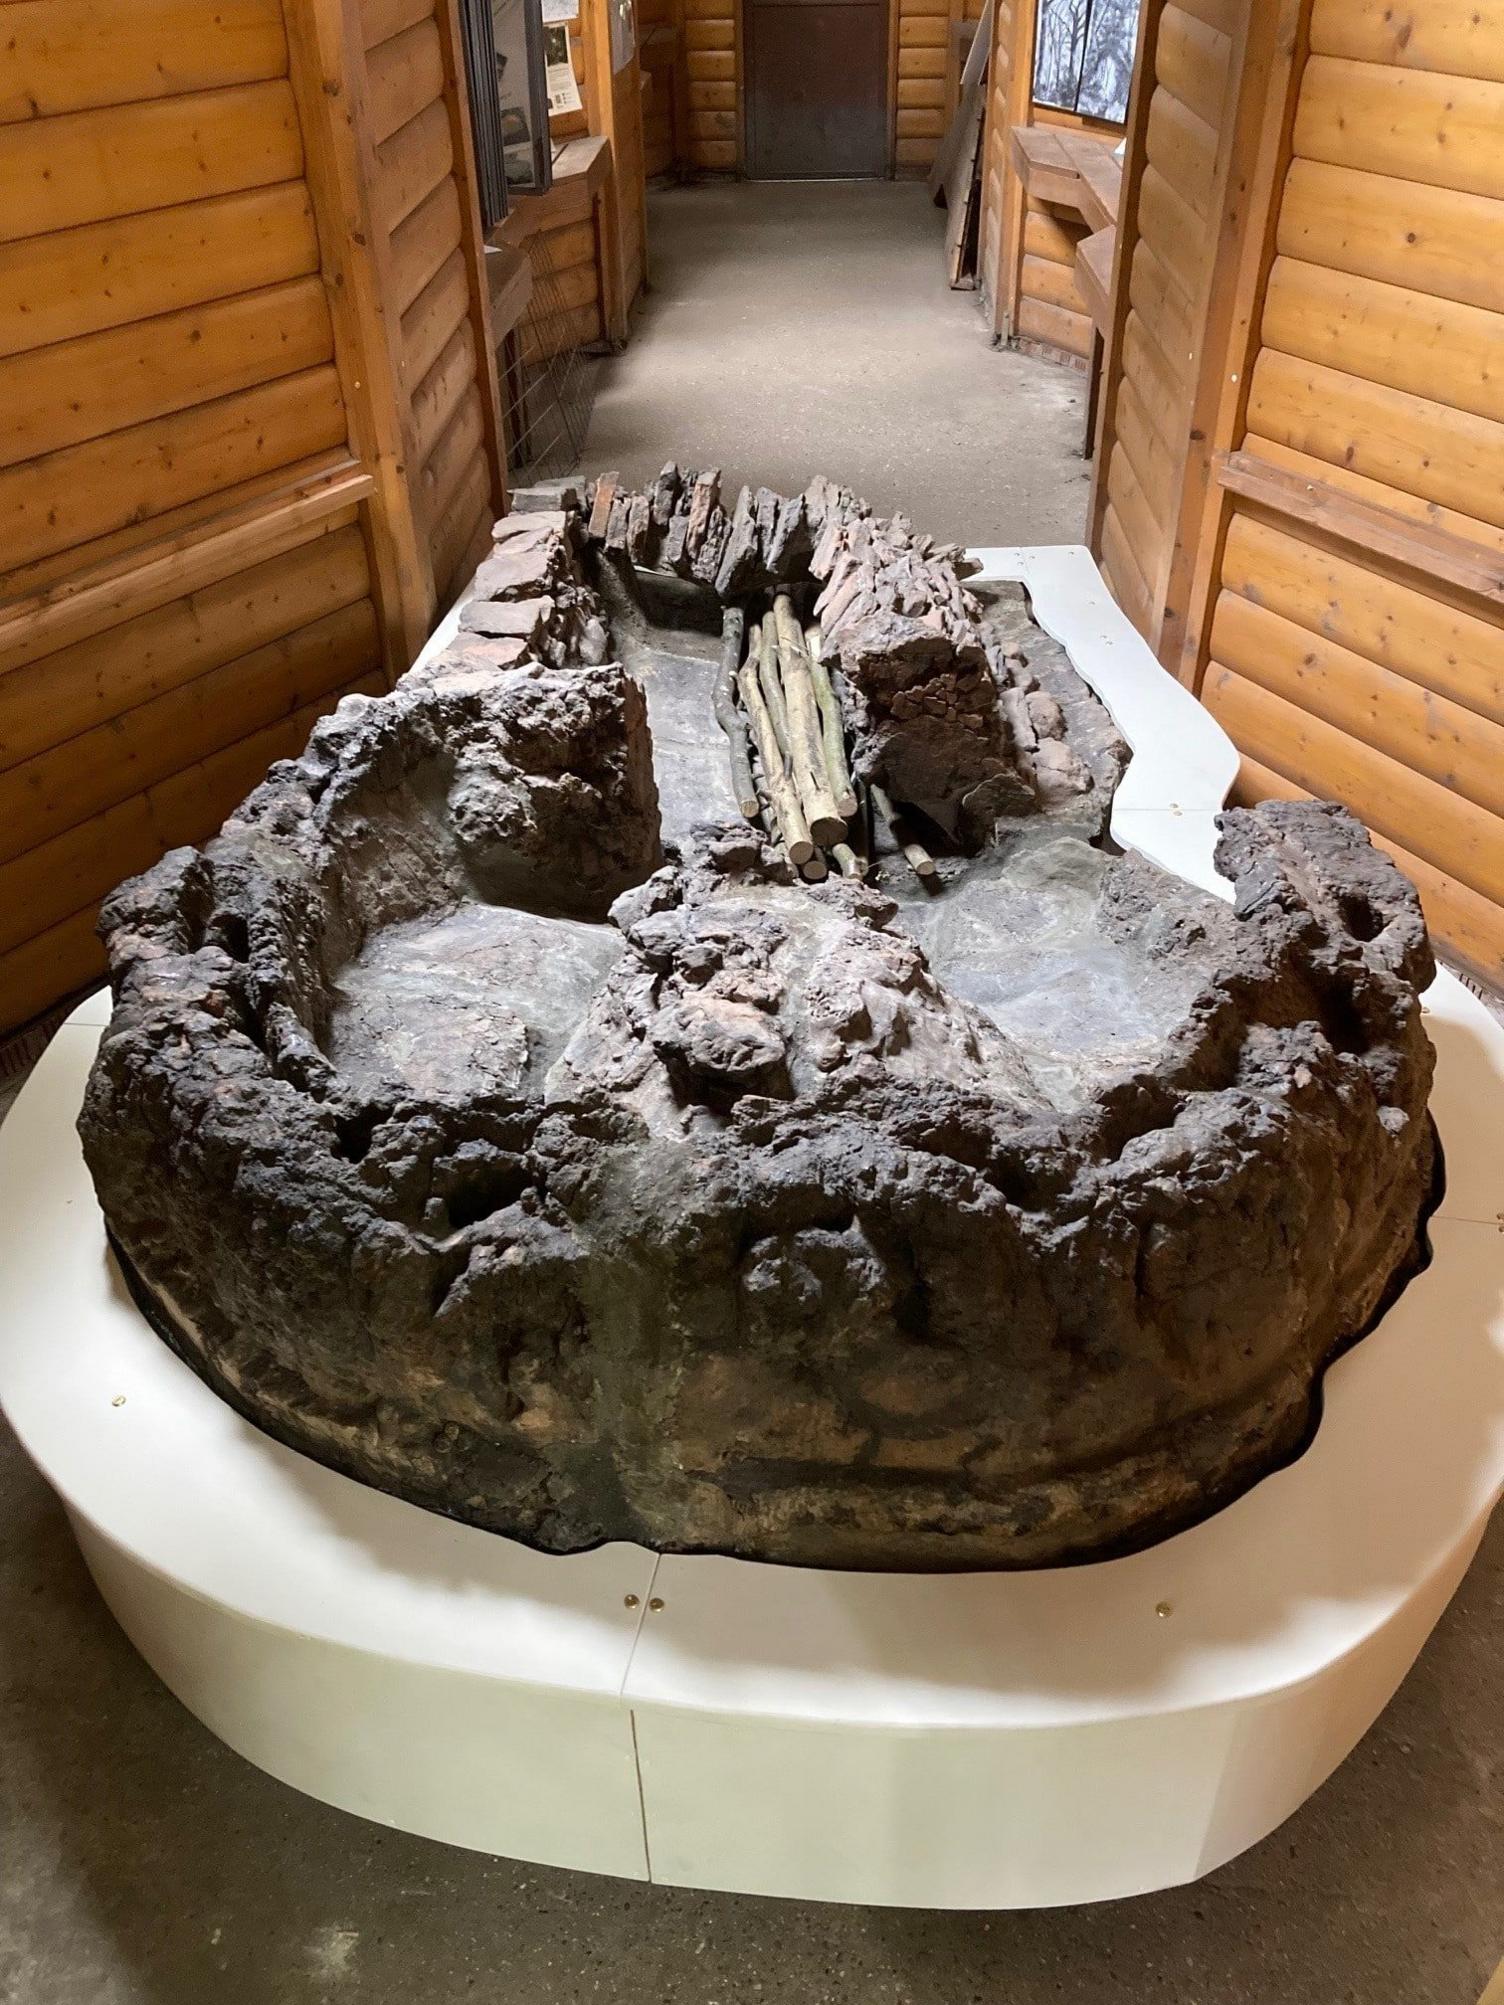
744;0;891;179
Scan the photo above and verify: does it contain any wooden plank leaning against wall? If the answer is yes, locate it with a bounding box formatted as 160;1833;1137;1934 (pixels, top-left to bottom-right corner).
0;0;505;1041
1087;0;1504;985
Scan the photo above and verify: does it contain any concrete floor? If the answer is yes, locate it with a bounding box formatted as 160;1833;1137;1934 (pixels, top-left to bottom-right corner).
4;180;1504;2005
582;181;1093;548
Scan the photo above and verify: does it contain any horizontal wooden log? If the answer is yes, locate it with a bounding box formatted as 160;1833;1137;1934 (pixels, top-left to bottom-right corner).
1262;254;1504;428
1295;53;1504;204
1154;5;1233;130
1121;307;1188;441
687;50;736;80
688;80;738;110
1106;440;1166;595
1016;295;1093;357
1145;79;1218;216
389;174;463;315
0;0;287;124
1203;663;1504;906
1231;753;1504;984
1309;0;1504;89
1115;370;1178;529
360;0;436;50
1100;500;1156;636
1128;236;1194;373
410;322;476;470
400;246;470;390
0;81;303;244
518;297;602;363
898;17;948;45
685;20;735;49
0;597;379;906
430;454;490;605
419;383;484;534
366;17;445;147
1135;161;1206;308
1023;204;1084;265
1211;588;1504;819
898;77;947;110
1021;252;1086;315
374;97;454;234
0;276;333;473
897;108;945;138
0;524;370;776
0;183;319;362
1220;510;1504;724
1247;350;1504;533
1240;432;1504;559
0;367;348;576
1277;157;1504;318
531;219;597;277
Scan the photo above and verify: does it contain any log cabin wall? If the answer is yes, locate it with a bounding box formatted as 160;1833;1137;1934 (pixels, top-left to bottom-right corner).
975;2;1126;364
0;0;503;1040
1089;0;1504;984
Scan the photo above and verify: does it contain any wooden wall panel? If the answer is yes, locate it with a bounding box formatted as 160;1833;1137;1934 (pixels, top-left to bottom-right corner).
1088;0;1504;980
0;0;506;1038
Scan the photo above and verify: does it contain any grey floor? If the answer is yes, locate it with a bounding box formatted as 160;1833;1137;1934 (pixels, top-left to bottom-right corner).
3;181;1503;2005
581;180;1093;548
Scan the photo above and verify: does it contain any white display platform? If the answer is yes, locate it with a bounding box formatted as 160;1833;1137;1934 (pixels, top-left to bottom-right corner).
2;545;1501;1910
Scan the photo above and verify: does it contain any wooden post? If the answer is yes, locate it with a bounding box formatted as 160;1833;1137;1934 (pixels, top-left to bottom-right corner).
990;0;1037;341
282;0;436;681
1170;0;1313;691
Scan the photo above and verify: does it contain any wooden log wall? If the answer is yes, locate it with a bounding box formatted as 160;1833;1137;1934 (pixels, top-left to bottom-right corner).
1090;0;1504;983
683;0;738;169
0;0;503;1039
1016;196;1092;358
357;0;505;609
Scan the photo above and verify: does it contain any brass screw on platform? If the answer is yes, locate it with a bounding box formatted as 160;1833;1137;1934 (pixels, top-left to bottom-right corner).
111;1395;126;1407
1155;1600;1174;1619
623;1594;640;1608
649;1597;665;1612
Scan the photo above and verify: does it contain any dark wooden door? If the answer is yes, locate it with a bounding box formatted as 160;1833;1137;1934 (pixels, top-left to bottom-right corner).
745;0;891;179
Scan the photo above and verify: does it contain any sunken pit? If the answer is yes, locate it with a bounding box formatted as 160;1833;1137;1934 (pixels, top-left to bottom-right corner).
80;469;1440;1570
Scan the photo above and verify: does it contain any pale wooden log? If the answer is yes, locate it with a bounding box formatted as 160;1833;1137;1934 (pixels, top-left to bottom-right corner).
410;322;477;469
1155;5;1233;130
739;633;813;866
1135;163;1206;312
830;842;867;881
1240;433;1504;560
1022;206;1083;267
0;598;379;903
1278;158;1504;319
1203;663;1504;907
1114;372;1178;530
0;277;334;473
0;184;319;361
773;595;844;848
1295;54;1504;204
1263;255;1504;429
390;175;464;315
758;611;792;756
1246;350;1504;532
1210;588;1504;818
0;524;370;778
0;0;287;123
0;367;346;576
418;381;484;534
0;82;304;245
1310;0;1504;81
1220;512;1504;724
366;17;445;147
1016;296;1093;359
0;462;367;676
713;607;759;820
375;99;454;235
800;855;829;883
399;247;469;389
871;784;936;880
361;0;436;50
1128;239;1195;385
1020;253;1086;316
1144;85;1218;218
1106;441;1166;597
804;621;857;820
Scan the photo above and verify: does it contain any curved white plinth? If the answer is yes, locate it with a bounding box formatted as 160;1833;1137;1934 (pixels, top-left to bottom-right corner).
2;546;1502;1910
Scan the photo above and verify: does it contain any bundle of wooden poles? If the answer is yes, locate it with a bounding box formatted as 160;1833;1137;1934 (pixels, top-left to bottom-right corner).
713;594;935;886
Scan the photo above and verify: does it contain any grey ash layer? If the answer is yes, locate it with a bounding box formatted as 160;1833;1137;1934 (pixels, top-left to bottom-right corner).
80;471;1439;1570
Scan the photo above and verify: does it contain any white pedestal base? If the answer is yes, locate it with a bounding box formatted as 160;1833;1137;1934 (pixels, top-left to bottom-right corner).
3;547;1501;1909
